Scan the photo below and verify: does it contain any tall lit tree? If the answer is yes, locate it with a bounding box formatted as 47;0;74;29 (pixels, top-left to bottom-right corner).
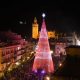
32;13;54;73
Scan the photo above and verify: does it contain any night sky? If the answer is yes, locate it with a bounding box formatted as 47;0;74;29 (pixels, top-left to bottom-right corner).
0;1;80;36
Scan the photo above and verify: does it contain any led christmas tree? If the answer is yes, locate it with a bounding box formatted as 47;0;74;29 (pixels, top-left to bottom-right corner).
32;13;54;73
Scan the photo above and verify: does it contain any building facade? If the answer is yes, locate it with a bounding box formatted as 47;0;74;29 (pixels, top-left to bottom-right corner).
0;31;27;73
0;43;23;72
32;17;39;39
32;17;56;39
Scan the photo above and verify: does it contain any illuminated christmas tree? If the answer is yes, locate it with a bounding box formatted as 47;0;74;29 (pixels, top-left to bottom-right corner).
32;13;54;73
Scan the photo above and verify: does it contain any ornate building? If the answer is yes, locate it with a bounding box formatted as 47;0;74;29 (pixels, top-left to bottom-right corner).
32;17;56;39
32;17;39;39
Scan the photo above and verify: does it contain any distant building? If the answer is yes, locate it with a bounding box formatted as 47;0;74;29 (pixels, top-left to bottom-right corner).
48;31;56;39
32;17;56;39
55;42;66;56
0;31;27;48
66;45;80;56
32;17;39;39
0;31;27;72
0;43;23;72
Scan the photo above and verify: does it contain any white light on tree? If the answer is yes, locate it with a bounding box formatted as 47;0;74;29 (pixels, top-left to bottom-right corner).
42;13;46;18
18;47;20;50
50;50;53;54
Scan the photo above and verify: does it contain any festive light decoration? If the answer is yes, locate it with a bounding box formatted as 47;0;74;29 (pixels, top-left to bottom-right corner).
32;15;54;73
42;13;46;18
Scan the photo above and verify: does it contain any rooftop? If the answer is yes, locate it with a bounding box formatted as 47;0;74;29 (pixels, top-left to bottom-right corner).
54;55;80;78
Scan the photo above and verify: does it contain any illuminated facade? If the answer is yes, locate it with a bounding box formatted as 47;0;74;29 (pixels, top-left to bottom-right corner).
0;43;22;72
32;17;39;39
0;31;27;73
55;42;66;56
32;17;56;39
48;31;55;39
32;17;54;73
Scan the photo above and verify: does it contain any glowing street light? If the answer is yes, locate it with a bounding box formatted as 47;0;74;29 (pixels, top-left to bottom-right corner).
8;67;12;71
19;21;23;24
31;51;34;54
27;57;30;60
15;62;20;66
59;62;62;67
23;59;25;62
45;76;50;80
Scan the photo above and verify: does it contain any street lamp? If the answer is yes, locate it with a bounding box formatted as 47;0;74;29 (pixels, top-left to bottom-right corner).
15;62;20;66
45;76;50;80
59;62;62;67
